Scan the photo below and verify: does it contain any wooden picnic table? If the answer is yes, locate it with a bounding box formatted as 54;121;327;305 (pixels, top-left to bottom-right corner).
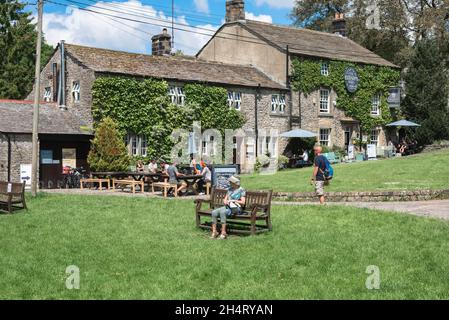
178;174;204;195
91;172;165;181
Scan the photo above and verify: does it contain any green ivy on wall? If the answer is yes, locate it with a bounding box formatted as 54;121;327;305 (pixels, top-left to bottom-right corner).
91;77;245;161
291;58;400;132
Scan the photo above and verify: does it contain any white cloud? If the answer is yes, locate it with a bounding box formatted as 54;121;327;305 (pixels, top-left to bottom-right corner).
193;0;209;14
245;12;273;23
255;0;295;9
38;0;219;55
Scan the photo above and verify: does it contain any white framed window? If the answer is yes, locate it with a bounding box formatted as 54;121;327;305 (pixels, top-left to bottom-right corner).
168;86;185;106
246;140;255;161
202;136;216;156
126;133;148;157
320;128;331;146
321;62;329;76
371;129;380;146
227;91;242;110
320;89;330;113
140;136;148;157
43;87;52;102
72;81;80;103
371;93;381;115
271;95;278;113
279;95;286;113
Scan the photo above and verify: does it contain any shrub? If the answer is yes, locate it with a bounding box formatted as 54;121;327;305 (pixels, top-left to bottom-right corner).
87;117;131;172
278;155;289;170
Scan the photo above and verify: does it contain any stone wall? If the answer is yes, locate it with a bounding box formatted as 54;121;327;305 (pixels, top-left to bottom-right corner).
0;133;33;183
27;47;95;128
274;189;449;202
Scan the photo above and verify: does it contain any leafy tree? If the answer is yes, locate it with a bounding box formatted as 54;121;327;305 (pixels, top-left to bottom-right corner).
87;117;131;172
402;39;449;145
0;0;53;99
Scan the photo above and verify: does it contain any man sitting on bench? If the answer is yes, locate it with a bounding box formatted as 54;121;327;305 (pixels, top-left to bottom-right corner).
210;176;246;240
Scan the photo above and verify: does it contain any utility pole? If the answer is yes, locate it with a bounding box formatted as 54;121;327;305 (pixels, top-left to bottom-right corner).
31;0;44;197
171;0;174;51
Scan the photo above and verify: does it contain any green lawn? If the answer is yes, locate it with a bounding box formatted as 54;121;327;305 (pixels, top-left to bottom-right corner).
242;149;449;193
1;194;449;299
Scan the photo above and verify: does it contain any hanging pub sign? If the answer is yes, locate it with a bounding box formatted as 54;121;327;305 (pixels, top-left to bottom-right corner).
344;67;359;93
387;87;401;108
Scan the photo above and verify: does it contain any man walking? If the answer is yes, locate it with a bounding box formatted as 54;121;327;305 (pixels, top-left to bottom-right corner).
311;145;326;204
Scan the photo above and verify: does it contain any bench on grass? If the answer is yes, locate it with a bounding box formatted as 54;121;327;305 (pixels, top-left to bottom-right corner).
0;181;27;214
112;179;144;194
80;178;110;190
194;188;273;235
323;152;340;164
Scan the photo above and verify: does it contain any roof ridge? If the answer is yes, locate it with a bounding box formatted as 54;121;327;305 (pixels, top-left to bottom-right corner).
244;19;347;39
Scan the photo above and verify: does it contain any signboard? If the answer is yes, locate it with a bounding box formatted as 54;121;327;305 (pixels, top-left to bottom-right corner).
40;150;53;164
387;87;401;108
367;144;377;160
20;164;32;188
344;67;359;93
62;148;77;170
211;165;239;189
348;145;355;160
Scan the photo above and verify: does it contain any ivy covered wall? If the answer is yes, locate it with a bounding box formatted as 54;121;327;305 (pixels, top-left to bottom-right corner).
290;58;400;132
91;76;245;161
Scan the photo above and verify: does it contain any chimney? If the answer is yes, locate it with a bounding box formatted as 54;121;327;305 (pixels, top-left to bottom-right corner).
225;0;245;23
151;28;172;56
332;12;347;37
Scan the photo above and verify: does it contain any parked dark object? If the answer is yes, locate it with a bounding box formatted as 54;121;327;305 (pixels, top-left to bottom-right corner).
0;181;27;214
62;167;88;189
194;188;273;235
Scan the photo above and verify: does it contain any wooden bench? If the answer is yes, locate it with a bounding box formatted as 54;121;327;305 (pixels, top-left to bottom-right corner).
80;178;110;190
323;152;341;164
0;181;27;214
194;188;273;235
112;179;144;194
152;181;178;197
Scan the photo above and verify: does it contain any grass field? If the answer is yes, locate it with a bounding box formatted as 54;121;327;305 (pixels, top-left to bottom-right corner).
1;193;449;299
241;149;449;193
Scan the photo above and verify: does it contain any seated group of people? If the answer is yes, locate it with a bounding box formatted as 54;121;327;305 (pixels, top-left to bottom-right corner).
135;158;212;196
392;139;418;155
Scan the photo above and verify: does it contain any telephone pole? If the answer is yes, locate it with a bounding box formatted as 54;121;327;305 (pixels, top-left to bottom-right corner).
31;0;44;197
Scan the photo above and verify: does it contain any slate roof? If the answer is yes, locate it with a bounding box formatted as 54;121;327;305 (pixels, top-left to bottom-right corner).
64;44;286;89
0;100;93;135
209;20;398;68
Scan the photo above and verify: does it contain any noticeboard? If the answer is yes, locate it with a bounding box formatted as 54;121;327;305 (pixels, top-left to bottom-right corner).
211;165;239;190
62;148;77;170
367;144;377;159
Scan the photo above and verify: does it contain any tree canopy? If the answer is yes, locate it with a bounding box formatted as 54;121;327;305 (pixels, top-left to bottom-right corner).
0;0;53;99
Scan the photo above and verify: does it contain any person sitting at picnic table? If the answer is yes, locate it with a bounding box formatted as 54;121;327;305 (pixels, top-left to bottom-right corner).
160;161;169;173
148;159;158;173
166;161;187;196
296;149;309;166
136;160;145;173
198;160;212;195
210;176;246;240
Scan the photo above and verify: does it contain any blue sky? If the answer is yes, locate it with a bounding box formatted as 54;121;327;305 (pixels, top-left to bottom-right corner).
24;0;296;55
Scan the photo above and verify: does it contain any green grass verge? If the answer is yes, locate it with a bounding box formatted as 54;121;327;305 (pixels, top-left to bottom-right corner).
1;194;449;299
241;149;449;193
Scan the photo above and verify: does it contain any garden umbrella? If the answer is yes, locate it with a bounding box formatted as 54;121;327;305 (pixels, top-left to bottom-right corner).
280;129;318;138
386;120;421;127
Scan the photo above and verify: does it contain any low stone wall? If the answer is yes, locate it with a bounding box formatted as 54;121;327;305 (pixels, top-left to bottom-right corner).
273;189;449;202
422;144;449;153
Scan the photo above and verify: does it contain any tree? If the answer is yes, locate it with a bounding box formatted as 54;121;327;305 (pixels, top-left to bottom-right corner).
0;0;53;99
87;117;131;172
402;39;449;145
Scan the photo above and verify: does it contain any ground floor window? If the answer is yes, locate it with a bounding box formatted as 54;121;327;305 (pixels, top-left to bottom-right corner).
320;128;331;146
371;129;380;146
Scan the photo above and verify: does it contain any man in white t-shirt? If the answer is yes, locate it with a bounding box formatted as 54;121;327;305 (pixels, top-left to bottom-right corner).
148;159;158;173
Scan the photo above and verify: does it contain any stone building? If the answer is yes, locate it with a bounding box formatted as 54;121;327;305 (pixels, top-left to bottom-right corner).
198;0;400;151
